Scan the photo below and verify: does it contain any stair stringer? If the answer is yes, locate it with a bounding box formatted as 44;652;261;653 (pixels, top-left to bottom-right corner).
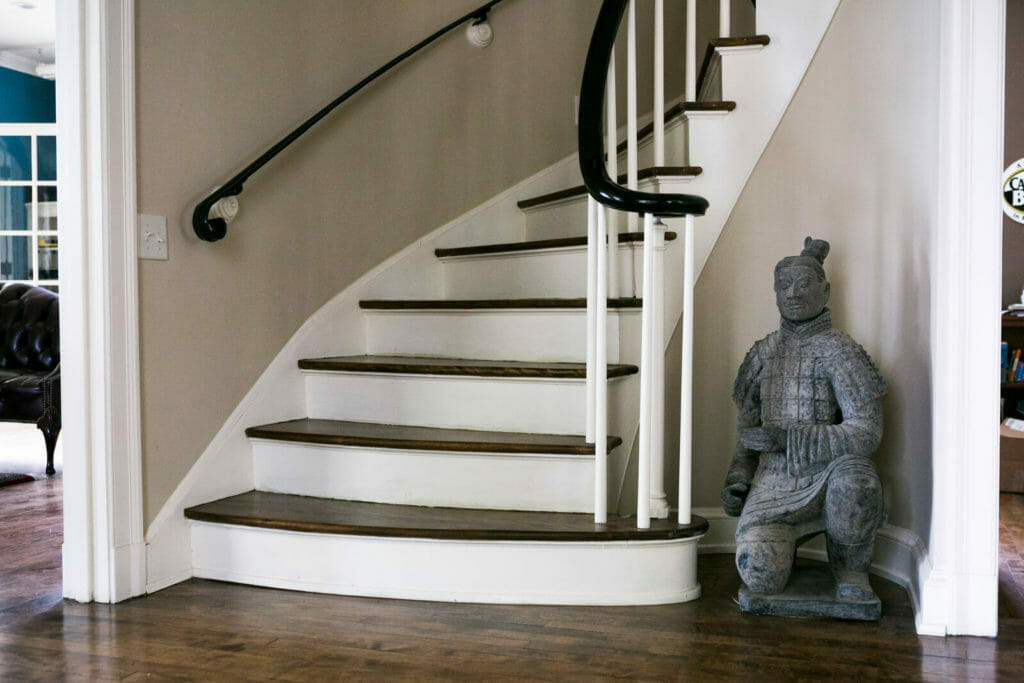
144;156;597;593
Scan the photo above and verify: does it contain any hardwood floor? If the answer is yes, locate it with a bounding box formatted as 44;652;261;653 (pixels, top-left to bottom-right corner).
4;478;1024;680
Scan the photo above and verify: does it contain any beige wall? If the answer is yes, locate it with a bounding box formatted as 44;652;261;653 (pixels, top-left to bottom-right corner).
687;0;939;542
135;0;700;525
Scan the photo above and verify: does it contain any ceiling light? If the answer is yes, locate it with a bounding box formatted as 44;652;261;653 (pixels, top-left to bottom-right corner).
10;1;37;9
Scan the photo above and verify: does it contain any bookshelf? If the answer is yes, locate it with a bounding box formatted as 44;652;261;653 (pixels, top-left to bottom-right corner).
1003;316;1024;415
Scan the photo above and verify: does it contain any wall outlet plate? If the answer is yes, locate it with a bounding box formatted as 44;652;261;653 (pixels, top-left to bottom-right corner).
139;214;168;260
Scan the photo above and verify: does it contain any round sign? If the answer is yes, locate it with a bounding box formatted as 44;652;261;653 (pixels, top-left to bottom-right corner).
1004;158;1024;223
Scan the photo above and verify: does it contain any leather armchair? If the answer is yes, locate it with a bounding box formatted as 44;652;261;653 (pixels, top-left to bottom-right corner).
0;283;60;475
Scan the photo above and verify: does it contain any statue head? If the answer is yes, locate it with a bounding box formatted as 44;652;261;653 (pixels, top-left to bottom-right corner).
774;237;831;322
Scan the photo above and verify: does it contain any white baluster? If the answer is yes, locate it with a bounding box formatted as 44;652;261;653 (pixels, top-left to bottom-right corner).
606;56;619;299
586;196;598;444
654;0;665;167
595;201;609;525
720;0;731;39
678;214;695;526
637;212;655;529
626;0;639;234
651;220;668;518
686;0;697;102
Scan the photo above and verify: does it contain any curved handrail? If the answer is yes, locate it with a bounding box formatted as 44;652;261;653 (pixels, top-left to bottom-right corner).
578;0;708;217
193;0;504;242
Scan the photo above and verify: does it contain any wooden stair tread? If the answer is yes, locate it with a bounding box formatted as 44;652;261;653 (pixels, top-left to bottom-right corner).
360;297;642;310
245;418;622;455
185;490;709;542
517;167;701;211
297;354;638;379
435;230;677;259
698;35;771;98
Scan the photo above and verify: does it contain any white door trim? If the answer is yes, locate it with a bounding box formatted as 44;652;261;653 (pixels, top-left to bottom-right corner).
922;0;1005;637
56;0;145;603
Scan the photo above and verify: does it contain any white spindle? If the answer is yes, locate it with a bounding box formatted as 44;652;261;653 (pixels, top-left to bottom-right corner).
586;196;598;443
653;0;665;166
651;221;667;517
626;0;639;233
606;57;619;299
685;0;697;102
678;214;695;525
720;0;731;38
637;212;655;529
595;202;609;524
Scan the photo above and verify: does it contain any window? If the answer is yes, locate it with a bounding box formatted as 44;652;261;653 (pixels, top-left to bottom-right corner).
0;124;58;292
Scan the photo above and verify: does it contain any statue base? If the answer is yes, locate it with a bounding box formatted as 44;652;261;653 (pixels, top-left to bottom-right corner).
738;565;881;621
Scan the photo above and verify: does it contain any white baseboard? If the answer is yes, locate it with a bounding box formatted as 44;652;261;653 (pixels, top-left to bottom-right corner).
692;506;932;633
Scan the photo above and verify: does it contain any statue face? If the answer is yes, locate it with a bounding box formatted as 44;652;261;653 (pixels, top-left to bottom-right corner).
774;264;830;322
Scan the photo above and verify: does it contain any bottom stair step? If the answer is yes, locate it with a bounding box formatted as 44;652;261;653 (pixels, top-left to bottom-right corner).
185;492;709;605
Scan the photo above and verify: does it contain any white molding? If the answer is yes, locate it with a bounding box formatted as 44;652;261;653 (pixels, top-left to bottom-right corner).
189;521;704;605
0;49;44;77
56;0;145;603
924;0;1004;637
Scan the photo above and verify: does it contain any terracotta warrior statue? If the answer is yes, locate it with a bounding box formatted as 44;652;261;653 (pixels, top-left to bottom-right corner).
721;237;887;617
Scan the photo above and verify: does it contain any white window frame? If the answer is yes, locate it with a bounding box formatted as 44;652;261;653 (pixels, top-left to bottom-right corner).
0;122;59;288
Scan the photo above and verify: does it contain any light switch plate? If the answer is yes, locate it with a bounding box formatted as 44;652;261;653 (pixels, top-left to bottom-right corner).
139;214;168;260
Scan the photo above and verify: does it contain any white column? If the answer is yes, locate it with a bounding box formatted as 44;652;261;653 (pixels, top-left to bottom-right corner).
637;213;656;529
606;57;620;298
678;215;695;526
595;203;609;524
685;0;697;102
586;197;598;443
650;221;668;518
626;0;639;234
653;0;665;167
720;0;731;38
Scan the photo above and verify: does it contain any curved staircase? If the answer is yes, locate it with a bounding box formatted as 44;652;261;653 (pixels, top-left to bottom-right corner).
153;0;843;604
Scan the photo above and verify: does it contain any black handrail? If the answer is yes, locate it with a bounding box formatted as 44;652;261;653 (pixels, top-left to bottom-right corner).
578;0;708;217
193;0;504;242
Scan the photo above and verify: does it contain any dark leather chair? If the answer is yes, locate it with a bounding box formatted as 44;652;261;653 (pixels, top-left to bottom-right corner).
0;283;60;475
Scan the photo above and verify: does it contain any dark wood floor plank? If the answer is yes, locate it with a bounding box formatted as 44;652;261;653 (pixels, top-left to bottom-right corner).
184;490;708;541
359;297;642;310
6;478;1024;680
297;354;638;379
245;418;622;455
518;166;702;210
434;230;677;259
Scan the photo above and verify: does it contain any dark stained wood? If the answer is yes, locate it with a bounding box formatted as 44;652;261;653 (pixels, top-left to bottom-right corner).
245;418;622;455
4;477;1024;680
360;297;642;309
435;230;677;259
185;491;707;542
516;167;701;210
697;35;772;97
297;354;638;379
1004;315;1024;328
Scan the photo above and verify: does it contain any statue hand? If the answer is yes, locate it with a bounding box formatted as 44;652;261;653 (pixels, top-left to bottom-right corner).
738;426;787;453
721;481;749;517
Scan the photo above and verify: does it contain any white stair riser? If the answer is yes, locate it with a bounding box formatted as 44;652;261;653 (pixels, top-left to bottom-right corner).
365;309;637;362
190;521;704;605
252;440;597;512
305;372;600;434
443;245;650;299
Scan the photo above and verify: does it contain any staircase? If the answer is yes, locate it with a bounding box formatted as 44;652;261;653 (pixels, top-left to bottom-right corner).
165;0;842;605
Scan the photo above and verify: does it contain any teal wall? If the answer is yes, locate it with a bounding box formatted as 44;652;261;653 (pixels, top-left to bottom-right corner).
0;67;56;123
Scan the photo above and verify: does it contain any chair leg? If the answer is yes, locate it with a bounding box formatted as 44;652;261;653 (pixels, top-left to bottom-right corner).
39;421;59;476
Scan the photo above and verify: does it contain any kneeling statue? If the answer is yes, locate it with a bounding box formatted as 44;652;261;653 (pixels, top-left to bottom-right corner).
721;237;887;620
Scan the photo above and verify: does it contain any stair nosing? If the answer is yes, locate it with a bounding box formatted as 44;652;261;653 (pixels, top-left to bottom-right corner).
184;491;710;542
435;230;677;259
245;418;622;456
697;35;771;98
517;167;701;211
297;355;638;379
